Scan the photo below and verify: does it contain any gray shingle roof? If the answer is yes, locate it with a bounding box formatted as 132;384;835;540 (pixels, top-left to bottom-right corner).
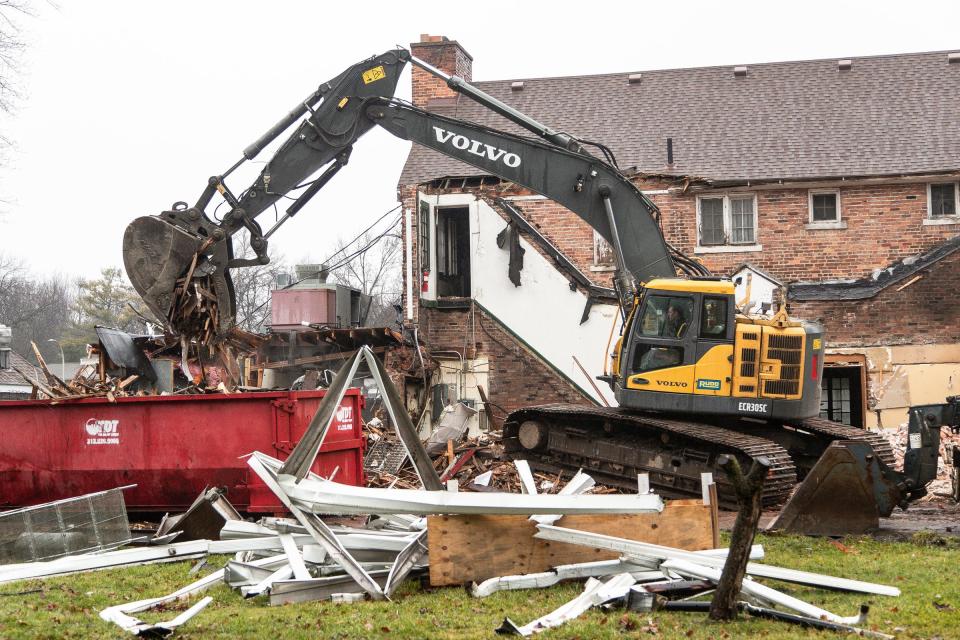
400;50;960;185
0;351;43;388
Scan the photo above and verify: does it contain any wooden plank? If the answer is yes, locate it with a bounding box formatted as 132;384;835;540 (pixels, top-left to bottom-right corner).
427;499;714;586
30;341;69;393
476;384;500;431
12;364;58;399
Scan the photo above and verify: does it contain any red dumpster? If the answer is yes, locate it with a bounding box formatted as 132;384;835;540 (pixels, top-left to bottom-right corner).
0;389;364;513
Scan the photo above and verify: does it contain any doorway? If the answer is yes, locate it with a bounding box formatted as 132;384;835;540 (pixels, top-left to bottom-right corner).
820;365;865;427
436;207;471;297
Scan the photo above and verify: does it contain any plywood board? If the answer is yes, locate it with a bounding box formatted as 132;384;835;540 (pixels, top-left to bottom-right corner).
427;499;714;586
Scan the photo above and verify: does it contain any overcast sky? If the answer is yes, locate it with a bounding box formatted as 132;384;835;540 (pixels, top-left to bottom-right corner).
1;1;958;281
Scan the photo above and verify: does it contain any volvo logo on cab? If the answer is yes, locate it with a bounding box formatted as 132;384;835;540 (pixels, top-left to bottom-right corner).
432;127;521;168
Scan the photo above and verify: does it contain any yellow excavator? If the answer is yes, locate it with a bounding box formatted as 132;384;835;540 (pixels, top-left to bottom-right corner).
122;46;943;533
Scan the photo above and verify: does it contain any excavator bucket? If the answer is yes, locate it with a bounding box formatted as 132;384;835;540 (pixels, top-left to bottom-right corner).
768;440;905;536
122;215;236;334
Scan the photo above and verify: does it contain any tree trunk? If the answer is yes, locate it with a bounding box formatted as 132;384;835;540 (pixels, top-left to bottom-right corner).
709;454;770;621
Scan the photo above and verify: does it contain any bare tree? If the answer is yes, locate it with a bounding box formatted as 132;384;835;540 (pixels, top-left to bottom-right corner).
0;252;76;360
0;1;52;209
330;229;402;327
0;0;33;117
231;230;288;332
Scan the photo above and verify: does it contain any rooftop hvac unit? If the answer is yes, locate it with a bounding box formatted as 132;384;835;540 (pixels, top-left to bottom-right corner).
294;263;330;285
274;273;293;289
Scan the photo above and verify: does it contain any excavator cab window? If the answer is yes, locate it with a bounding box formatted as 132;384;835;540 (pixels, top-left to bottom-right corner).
700;297;728;338
634;344;684;373
636;295;693;339
630;294;695;373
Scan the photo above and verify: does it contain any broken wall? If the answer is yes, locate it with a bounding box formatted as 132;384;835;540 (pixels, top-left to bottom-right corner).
417;303;590;418
413;191;618;407
793;250;960;428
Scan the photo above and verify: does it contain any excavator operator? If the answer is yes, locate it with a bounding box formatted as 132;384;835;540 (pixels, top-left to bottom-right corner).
665;304;687;338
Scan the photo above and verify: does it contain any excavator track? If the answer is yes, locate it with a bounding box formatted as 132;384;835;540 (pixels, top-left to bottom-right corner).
503;404;797;509
790;416;897;469
503;405;900;510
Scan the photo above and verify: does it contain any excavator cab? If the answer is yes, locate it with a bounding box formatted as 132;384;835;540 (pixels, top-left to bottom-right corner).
613;278;824;421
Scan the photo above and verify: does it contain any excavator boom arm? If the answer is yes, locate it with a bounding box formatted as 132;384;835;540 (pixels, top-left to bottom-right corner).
124;46;679;334
366;98;677;285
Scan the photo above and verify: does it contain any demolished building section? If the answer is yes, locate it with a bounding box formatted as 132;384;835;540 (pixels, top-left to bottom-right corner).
398;36;960;432
791;236;960;427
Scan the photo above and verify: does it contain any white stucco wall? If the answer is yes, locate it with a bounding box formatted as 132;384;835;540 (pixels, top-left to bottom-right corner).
426;194;619;406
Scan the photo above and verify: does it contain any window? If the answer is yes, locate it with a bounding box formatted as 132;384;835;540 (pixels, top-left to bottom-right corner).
637;295;693;338
819;366;865;427
730;196;755;243
809;191;840;222
699;297;728;338
633;344;684;373
928;183;958;219
435;207;471;297
697;195;757;248
593;231;616;268
418;200;431;273
437;214;457;276
699;198;725;245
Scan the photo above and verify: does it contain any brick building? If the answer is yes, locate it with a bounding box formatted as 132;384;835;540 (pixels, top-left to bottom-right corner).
396;36;960;430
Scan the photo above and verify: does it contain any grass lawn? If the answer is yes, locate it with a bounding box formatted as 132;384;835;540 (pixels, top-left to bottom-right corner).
0;533;957;639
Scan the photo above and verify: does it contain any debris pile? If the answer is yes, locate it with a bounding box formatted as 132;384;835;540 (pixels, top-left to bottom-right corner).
364;400;624;495
165;253;224;346
19;326;263;401
0;346;906;638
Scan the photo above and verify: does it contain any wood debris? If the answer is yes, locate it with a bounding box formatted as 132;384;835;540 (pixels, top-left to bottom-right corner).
22;327;263;402
362;427;630;495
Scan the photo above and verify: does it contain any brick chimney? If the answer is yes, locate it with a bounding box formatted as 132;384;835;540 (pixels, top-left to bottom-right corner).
410;34;473;109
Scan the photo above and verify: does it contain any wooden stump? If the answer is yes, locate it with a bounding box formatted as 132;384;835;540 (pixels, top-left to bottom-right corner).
709;454;770;621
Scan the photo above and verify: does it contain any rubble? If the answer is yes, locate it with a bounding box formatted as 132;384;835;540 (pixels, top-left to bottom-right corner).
533;523;900;596
886;419;960;499
496;572;637;636
18;326;264;401
155;487;242;542
0;343;914;639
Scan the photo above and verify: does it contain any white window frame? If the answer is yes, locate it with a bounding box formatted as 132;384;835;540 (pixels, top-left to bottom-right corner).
694;194;761;254
924;181;960;225
806;190;846;230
